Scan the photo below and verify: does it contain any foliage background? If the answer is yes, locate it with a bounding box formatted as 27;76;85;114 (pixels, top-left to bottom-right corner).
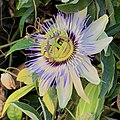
0;0;120;120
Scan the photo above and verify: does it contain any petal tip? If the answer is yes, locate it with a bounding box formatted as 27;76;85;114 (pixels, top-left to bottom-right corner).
94;79;100;85
102;14;109;23
98;14;108;26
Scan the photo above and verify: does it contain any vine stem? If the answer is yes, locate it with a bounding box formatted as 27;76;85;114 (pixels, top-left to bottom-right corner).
33;0;37;20
0;39;22;49
0;68;17;77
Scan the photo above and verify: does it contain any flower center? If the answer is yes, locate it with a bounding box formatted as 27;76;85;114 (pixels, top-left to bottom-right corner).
41;30;74;62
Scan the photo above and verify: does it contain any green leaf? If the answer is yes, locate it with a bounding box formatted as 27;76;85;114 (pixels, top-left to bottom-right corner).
7;104;22;120
43;87;57;115
38;97;51;120
16;0;29;10
112;0;120;7
38;97;47;120
76;83;100;120
110;42;120;60
108;83;120;100
11;102;42;120
87;1;96;23
105;0;116;27
95;97;105;119
117;61;120;70
2;84;34;117
106;65;118;98
106;23;120;36
80;112;95;120
100;49;115;97
114;6;120;23
6;38;34;57
96;0;106;16
14;8;28;17
56;0;92;13
17;68;33;85
19;7;34;36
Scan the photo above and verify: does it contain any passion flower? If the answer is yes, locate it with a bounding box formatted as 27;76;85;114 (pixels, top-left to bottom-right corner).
26;8;113;108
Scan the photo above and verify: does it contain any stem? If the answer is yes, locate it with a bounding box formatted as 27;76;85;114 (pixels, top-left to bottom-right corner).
8;28;19;67
65;108;75;120
0;68;17;77
0;36;8;41
6;67;20;72
0;16;13;21
9;54;12;67
33;0;37;19
105;105;120;113
58;101;74;120
0;39;22;49
38;97;47;120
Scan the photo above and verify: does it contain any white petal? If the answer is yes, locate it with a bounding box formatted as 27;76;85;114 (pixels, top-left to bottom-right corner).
98;32;110;54
72;7;87;33
39;80;49;96
39;73;55;96
56;75;73;108
80;57;100;85
55;14;66;31
74;7;87;22
84;37;113;55
98;32;108;39
82;14;108;42
70;66;89;103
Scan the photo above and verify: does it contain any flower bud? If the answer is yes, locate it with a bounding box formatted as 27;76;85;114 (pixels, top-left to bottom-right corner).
1;73;16;89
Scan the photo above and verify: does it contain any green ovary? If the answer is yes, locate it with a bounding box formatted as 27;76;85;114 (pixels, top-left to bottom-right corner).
41;30;74;62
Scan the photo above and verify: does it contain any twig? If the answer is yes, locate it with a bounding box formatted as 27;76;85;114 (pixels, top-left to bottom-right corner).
58;101;74;120
105;105;120;113
65;108;75;120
